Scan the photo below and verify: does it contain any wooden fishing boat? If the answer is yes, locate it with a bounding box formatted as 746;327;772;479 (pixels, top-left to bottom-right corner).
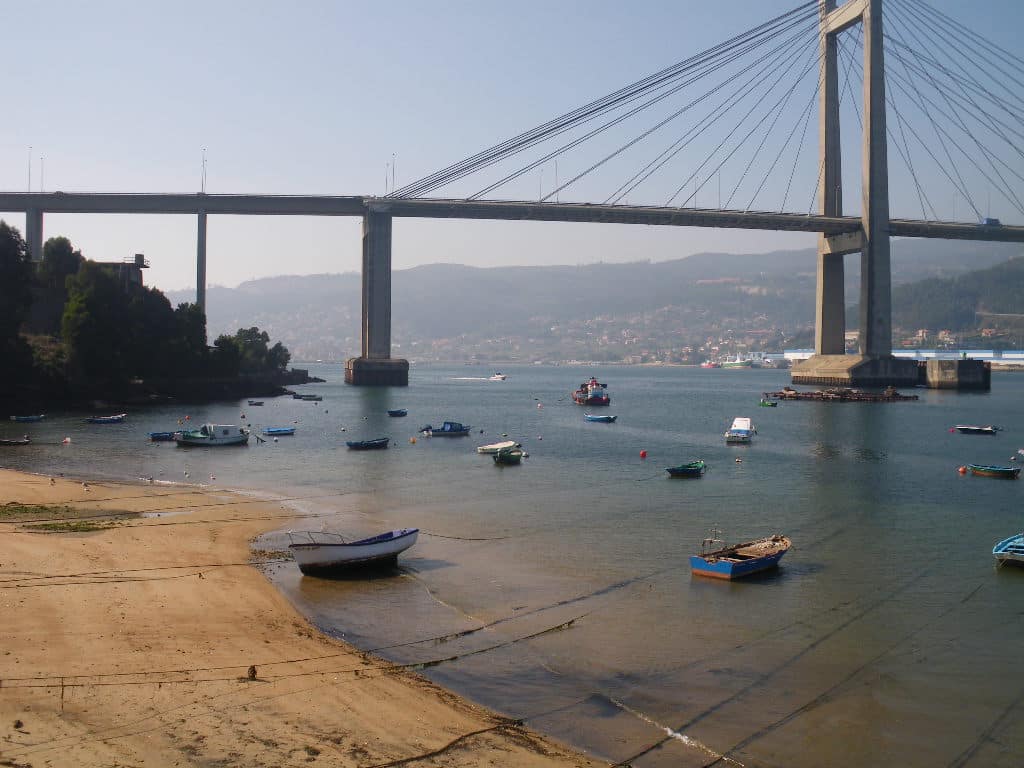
148;431;178;442
9;414;44;423
993;533;1024;567
690;531;791;580
955;425;1000;435
725;417;754;444
387;408;408;417
422;421;471;437
584;413;617;423
175;424;249;446
263;426;296;436
86;413;127;424
493;446;524;465
477;439;519;454
0;437;31;446
666;459;706;478
346;437;389;450
288;528;418;575
966;463;1021;478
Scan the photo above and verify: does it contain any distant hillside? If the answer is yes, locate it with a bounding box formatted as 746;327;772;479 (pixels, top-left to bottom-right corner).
891;256;1024;333
165;239;1022;360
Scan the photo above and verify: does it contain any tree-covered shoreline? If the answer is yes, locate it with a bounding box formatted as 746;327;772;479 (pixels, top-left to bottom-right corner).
0;220;308;409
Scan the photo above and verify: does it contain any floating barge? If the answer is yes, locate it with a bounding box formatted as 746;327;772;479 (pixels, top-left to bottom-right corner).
764;386;918;403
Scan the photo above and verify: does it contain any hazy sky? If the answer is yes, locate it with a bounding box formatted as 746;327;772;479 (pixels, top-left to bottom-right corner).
1;1;1019;291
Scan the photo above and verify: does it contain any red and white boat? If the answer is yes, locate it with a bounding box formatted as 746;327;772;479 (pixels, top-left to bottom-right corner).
572;377;610;406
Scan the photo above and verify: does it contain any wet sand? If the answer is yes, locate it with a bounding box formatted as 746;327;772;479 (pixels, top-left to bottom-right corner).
0;468;602;767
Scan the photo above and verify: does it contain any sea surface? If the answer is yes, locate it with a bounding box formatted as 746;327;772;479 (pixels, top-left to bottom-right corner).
4;364;1024;767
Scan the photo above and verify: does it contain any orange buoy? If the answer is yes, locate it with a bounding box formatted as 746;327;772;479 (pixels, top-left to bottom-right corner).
640;449;647;459
957;465;967;474
409;437;417;444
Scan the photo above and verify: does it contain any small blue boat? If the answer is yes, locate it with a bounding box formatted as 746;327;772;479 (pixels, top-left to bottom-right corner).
966;463;1021;479
263;427;296;436
10;414;44;423
387;409;408;417
584;413;617;423
993;533;1024;567
87;413;127;424
148;431;178;442
690;532;791;580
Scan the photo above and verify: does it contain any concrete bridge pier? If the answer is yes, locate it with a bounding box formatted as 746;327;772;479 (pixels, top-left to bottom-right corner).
197;210;207;315
25;208;43;262
345;207;409;386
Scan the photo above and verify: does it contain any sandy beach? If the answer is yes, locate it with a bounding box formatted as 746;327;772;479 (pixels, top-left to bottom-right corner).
0;468;602;768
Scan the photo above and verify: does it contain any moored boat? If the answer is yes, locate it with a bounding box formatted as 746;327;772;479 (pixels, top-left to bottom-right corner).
572;377;610;406
489;373;507;381
966;463;1020;478
699;361;720;369
954;425;1000;435
297;394;322;401
247;400;264;406
477;439;519;454
722;355;753;369
263;426;296;436
288;528;419;576
86;413;127;424
175;424;249;446
346;437;389;450
666;459;706;478
423;421;471;437
759;398;778;407
387;408;408;417
584;413;617;423
993;533;1024;567
10;414;44;423
690;531;791;580
493;446;525;465
148;431;178;442
0;436;31;446
725;417;755;444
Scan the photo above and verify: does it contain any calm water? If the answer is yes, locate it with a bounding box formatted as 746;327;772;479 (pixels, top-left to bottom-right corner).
4;364;1024;767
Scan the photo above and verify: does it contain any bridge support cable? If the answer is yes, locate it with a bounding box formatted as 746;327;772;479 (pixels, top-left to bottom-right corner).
665;36;823;208
470;18;819;203
835;35;937;221
389;1;820;200
601;24;819;206
898;0;1024;113
884;13;1024;216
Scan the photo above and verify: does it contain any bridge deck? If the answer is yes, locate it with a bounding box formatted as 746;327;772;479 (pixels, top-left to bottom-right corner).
1;193;1022;242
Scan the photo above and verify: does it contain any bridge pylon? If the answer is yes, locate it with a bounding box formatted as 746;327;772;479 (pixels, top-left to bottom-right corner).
792;0;919;387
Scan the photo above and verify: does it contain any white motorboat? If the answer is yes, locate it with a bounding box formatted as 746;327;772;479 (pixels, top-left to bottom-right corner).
489;372;507;381
477;439;519;454
175;423;249;446
725;417;755;444
287;528;419;575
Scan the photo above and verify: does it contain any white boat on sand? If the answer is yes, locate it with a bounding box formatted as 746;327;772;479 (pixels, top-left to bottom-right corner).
287;528;419;575
477;439;520;454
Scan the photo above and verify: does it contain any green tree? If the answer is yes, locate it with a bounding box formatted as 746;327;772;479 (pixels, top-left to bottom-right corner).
39;236;84;292
171;303;208;375
0;221;33;346
62;262;131;386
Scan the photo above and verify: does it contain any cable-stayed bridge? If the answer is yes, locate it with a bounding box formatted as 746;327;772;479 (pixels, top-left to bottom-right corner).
2;0;1023;386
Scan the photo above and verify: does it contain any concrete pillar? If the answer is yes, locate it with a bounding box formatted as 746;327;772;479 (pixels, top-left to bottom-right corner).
196;210;207;314
361;208;393;359
859;0;892;356
815;0;845;355
25;208;43;263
